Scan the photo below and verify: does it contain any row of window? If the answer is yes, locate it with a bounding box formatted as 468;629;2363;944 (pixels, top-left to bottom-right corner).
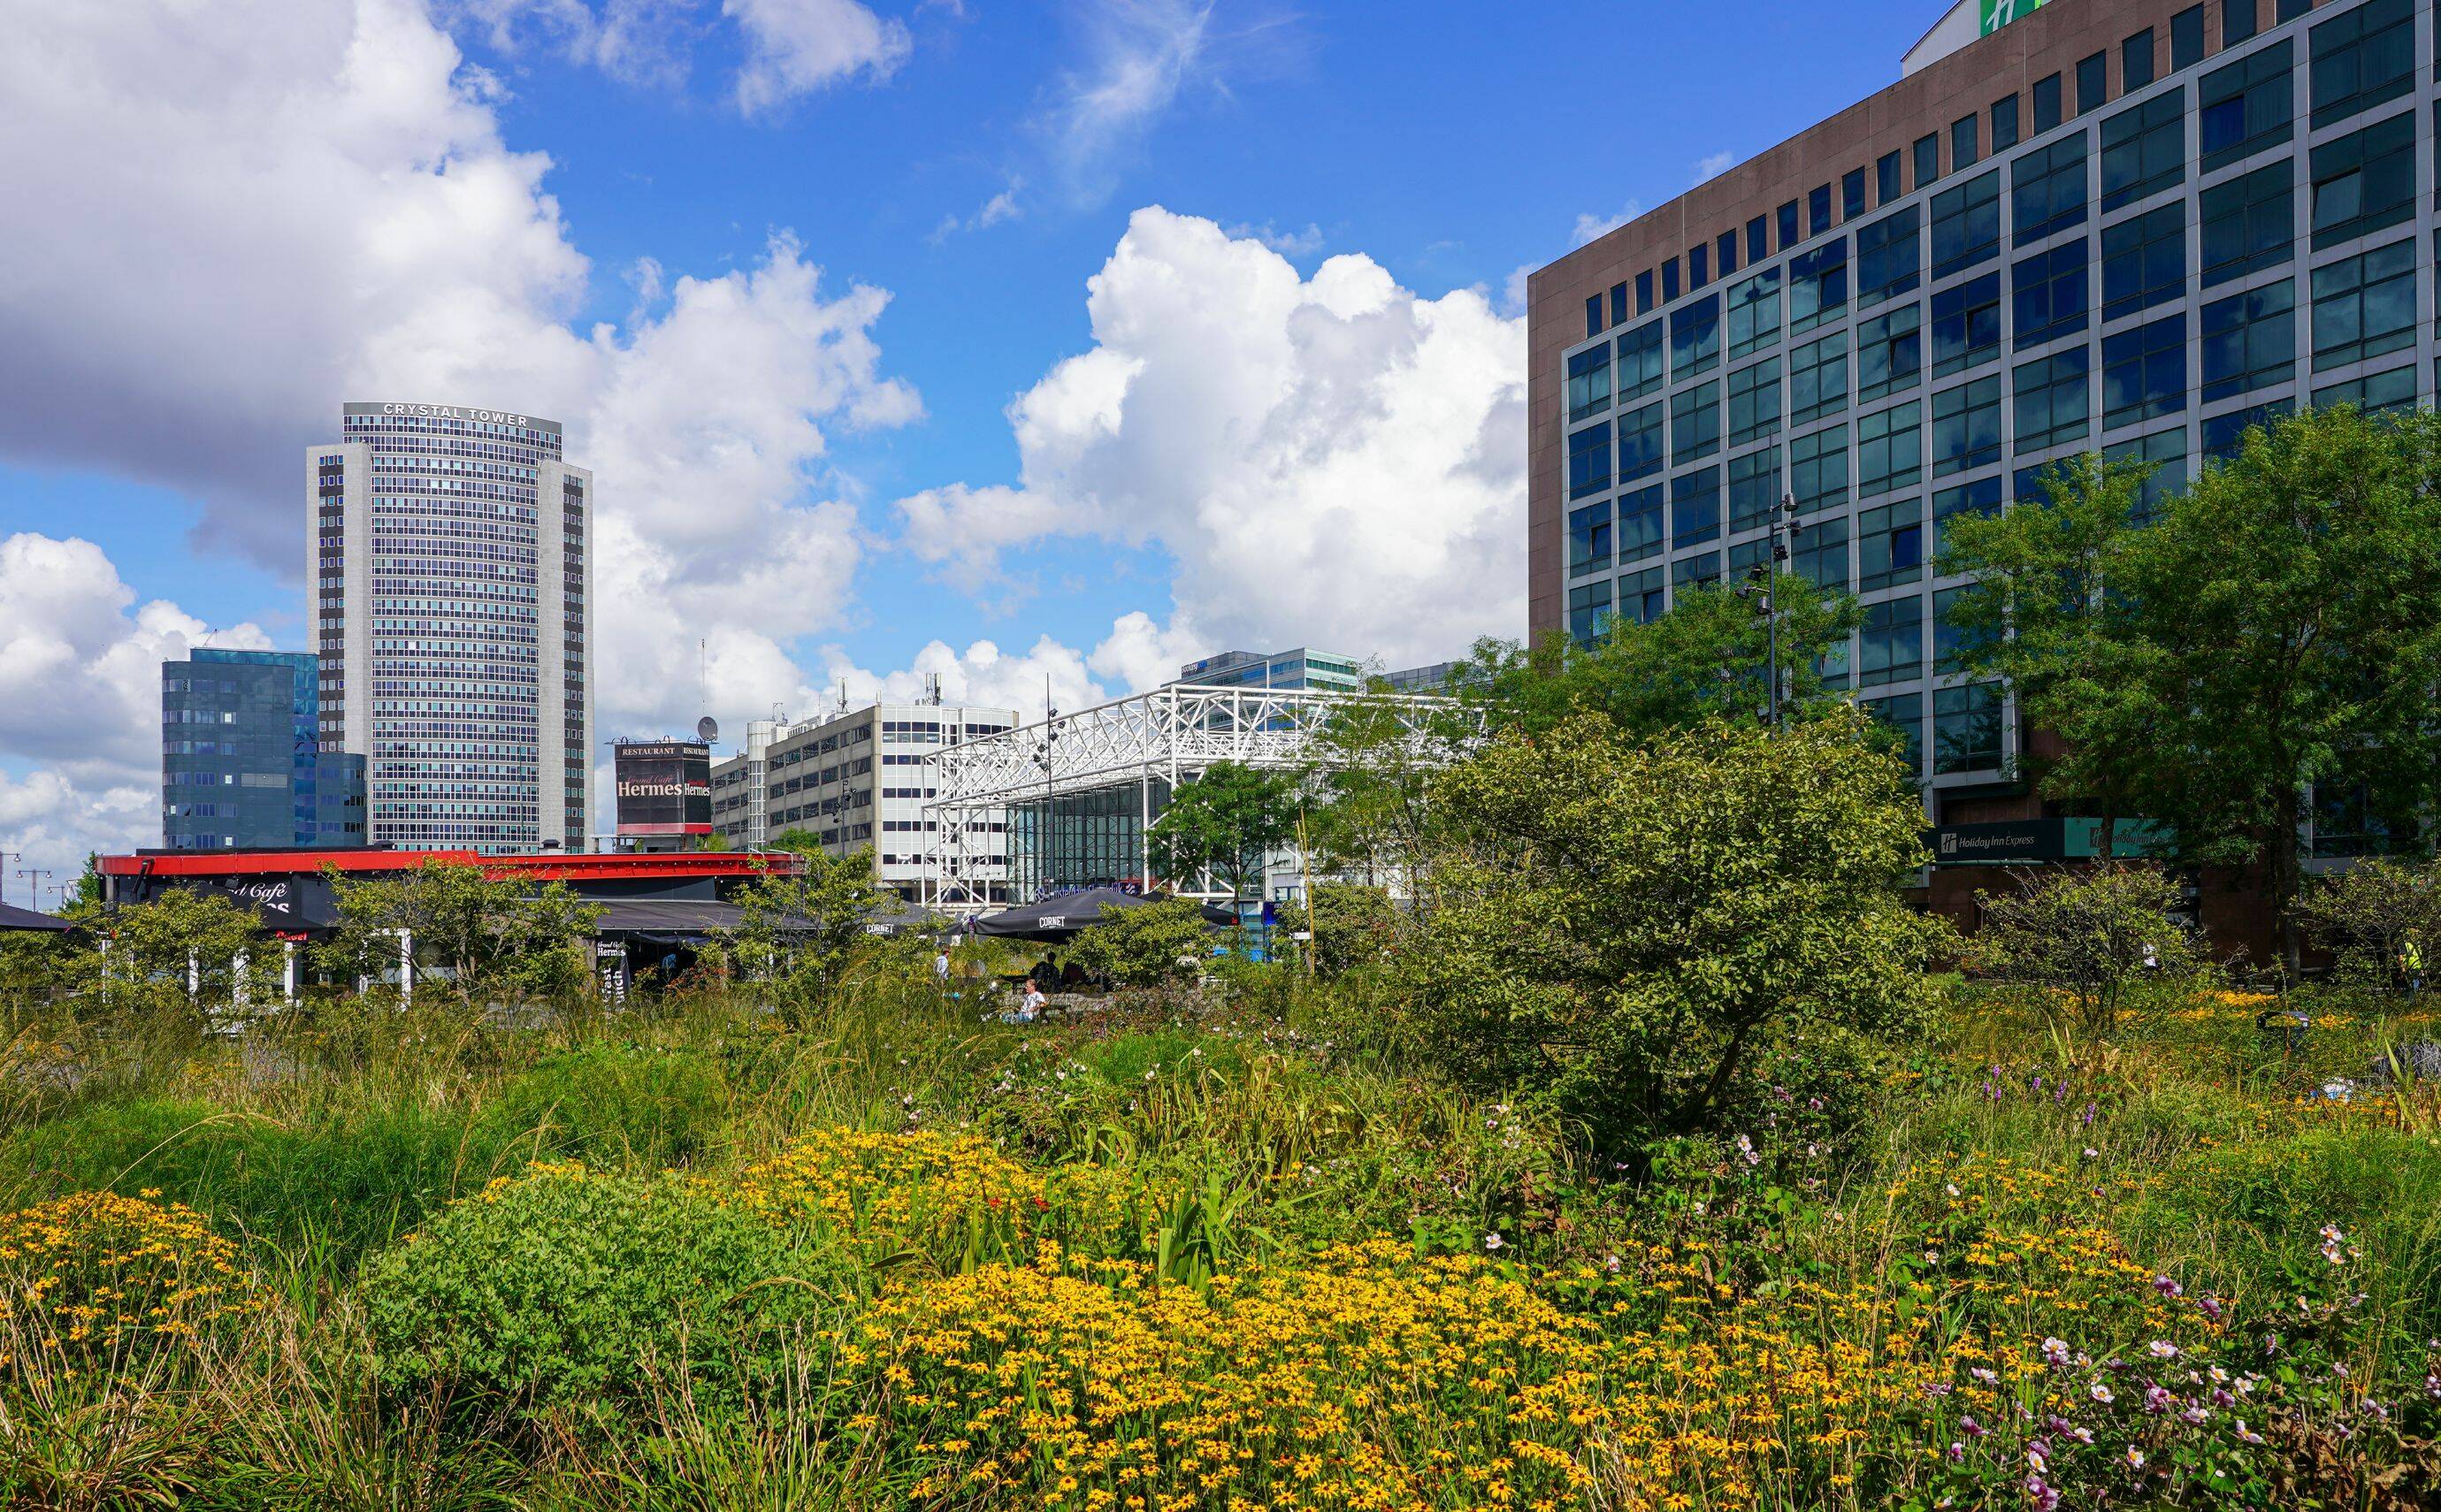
1578;0;2407;343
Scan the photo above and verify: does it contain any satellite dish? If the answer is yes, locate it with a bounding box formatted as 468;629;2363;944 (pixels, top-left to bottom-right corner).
696;715;719;743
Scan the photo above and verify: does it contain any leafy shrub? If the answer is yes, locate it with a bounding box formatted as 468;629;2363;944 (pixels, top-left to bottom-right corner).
363;1163;841;1418
483;1042;731;1170
1064;899;1211;988
1307;883;1398;978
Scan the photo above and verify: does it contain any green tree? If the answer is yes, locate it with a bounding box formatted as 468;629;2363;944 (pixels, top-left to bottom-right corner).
2296;856;2441;991
1062;897;1211;988
719;846;892;1012
1148;762;1298;901
1404;712;1948;1149
1306;882;1398;979
1457;573;1858;741
1945;409;2441;971
68;889;273;1019
1972;866;2201;1038
1304;689;1445;890
319;859;602;1006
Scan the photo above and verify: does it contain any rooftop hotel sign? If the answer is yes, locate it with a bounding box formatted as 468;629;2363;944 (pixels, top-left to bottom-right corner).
1979;0;2050;36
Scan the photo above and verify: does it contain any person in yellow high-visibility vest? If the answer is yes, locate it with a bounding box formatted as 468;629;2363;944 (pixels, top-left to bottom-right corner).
2400;933;2423;1000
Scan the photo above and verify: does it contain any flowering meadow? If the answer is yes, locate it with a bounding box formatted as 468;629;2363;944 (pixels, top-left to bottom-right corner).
1;968;2437;1509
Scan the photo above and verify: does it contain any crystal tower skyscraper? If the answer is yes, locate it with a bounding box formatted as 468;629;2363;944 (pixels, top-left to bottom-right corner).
309;401;593;851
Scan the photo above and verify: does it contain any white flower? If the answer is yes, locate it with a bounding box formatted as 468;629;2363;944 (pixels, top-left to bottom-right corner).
2124;1447;2145;1470
2090;1383;2115;1404
2148;1340;2178;1360
1483;1232;1504;1251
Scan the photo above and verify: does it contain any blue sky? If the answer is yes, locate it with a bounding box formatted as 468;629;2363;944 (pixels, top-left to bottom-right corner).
0;0;1937;876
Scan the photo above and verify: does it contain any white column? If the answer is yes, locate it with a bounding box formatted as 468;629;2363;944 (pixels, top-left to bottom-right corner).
398;928;413;1004
187;951;199;999
233;950;249;1008
283;939;297;1004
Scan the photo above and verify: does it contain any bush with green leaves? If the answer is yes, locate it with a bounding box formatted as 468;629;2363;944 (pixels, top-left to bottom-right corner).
481;1042;731;1170
1062;897;1212;988
2296;855;2441;991
1973;864;2201;1036
363;1164;844;1420
1402;712;1949;1153
1305;882;1397;978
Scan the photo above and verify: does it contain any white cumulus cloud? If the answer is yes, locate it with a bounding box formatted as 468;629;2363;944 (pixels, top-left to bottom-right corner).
893;208;1525;674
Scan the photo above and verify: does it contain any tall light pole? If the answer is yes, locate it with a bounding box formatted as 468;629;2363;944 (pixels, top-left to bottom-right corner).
19;869;51;912
1029;675;1060;898
1741;493;1802;732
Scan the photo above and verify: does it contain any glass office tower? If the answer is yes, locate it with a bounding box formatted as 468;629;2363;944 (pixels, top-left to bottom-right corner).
162;649;366;849
309;402;593;851
1530;0;2426;828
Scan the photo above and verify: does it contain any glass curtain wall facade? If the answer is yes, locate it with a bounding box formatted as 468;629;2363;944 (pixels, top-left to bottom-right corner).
163;649;366;849
310;403;593;851
1006;778;1175;902
1539;0;2430;806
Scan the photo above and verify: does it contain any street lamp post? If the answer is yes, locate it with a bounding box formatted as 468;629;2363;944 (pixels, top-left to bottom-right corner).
0;851;19;906
1029;676;1060;899
1740;493;1802;732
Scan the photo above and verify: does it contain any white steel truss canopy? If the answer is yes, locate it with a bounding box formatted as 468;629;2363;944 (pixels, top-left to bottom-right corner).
921;683;1467;911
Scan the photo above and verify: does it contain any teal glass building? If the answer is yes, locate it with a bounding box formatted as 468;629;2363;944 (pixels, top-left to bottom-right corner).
161;649;366;850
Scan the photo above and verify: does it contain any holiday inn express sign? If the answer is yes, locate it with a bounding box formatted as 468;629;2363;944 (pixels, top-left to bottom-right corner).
1980;0;2050;36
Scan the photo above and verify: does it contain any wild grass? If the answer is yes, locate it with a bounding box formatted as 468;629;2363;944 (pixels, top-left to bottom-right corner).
1;969;2437;1508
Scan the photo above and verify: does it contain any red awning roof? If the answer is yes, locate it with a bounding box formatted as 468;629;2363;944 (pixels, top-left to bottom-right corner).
96;849;804;883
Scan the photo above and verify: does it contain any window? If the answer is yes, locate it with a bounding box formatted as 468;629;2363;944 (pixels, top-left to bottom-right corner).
1856;401;1922;496
1859;499;1926;592
1809;184;1833;234
2033;73;2062;134
1671;293;1722;378
1565;346;1611;423
1932;375;2003;477
1778;200;1801;248
1567;424;1610;499
2311;238;2417;370
1727;357;1782;446
1672;467;1722;548
2310;111;2415;248
1861;598;1924;688
2015;348;2092;453
1618;485;1664;561
2200;40;2292;171
1672;380;1721;462
2200;160;2294;285
1933;684;2006;773
1690;243;1710;288
1726;268;1781;358
1993;94;2021;152
2014;134;2090;241
1857;304;1924;404
1932;273;2003;378
2221;0;2256;47
1952;113;1979;172
2313;364;2418;414
1915;134;1940;189
1663;257;1680;302
1790;424;1849;511
1618;566;1667;624
1933;476;2002;555
1789;239;1849;333
1729;447;1779;531
1567;581;1611;645
2310;0;2412;129
1584;295;1603;340
2101;203;2186;320
1747;216;1769;263
2102;426;2191;517
1868;692;1927;775
1636;269;1655;315
2171;7;2204;72
1842;168;1867;220
1856;205;1922;307
2100;89;2185;210
1792;513;1850;591
2276;0;2308;20
1718;230;1740;278
1672;552;1722;592
2013;241;2091;347
1789;332;1849;424
1878;150;1903;203
2101;313;2188;430
2200;278;2297;401
1618;400;1666;481
2076;51;2108;117
1617;318;1664;399
1567;500;1611;577
1931;169;2001;278
2122;29;2154;92
2204;398;2293;462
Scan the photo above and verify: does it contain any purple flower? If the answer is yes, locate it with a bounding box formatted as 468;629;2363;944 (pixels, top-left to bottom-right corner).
2144;1385;2177;1416
1961;1415;1988;1438
1947;1440;1965;1463
2153;1275;2184;1299
2082;1101;2098;1127
2025;1475;2060;1512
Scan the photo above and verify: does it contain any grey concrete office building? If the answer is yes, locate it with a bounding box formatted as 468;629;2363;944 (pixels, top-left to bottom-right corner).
709;701;1018;902
310;402;593;852
1530;0;2428;853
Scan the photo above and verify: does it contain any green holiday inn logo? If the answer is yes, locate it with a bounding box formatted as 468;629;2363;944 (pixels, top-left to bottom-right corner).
1980;0;2050;35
